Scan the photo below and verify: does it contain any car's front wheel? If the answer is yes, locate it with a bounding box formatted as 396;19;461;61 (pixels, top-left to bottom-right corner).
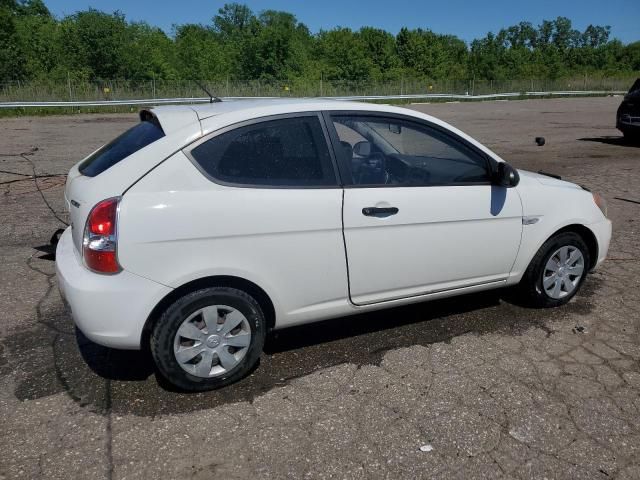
151;287;266;391
517;232;590;308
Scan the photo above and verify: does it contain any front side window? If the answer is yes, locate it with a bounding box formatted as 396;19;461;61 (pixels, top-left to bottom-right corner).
189;116;337;187
331;115;490;186
79;119;165;177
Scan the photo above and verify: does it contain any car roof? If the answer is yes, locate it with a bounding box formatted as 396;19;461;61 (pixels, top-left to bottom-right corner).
152;98;409;121
192;98;359;119
147;98;506;164
152;97;453;126
149;97;447;135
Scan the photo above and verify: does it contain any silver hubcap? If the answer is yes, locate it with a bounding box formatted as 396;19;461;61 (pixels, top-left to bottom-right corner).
173;305;251;378
543;246;585;299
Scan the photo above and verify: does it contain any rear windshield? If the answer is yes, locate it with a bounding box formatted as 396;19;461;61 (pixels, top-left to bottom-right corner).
79;119;164;177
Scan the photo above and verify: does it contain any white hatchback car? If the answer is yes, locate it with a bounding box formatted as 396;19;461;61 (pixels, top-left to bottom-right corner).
56;99;611;391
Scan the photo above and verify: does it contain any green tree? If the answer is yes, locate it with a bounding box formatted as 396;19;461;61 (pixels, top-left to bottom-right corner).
13;2;63;80
213;3;253;39
0;1;637;88
581;25;611;48
239;10;312;80
397;28;467;80
16;0;49;16
622;42;640;70
0;3;25;81
122;22;176;80
358;27;399;79
315;28;374;81
58;9;129;79
175;24;228;80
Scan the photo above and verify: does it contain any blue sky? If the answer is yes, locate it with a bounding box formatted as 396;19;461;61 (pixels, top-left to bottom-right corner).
45;0;640;43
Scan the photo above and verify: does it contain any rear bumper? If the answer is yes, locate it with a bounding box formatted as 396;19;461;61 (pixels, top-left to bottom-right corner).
589;218;612;270
55;227;172;349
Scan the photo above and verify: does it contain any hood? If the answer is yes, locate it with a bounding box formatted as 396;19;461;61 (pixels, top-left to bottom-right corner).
624;90;640;102
624;78;640;100
517;169;582;190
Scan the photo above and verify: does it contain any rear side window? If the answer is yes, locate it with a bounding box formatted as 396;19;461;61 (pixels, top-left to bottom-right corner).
189;116;337;187
79;120;165;177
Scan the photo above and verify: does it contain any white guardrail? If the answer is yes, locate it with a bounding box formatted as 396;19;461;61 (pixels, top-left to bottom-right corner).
0;90;625;108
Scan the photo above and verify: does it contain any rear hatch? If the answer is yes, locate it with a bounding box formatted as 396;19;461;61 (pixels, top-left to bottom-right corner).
64;107;202;253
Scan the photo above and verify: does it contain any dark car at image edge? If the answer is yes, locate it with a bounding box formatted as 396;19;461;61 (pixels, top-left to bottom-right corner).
617;78;640;141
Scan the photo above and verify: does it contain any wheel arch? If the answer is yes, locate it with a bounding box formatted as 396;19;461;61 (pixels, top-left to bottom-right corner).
141;275;276;351
552;224;599;271
520;223;599;275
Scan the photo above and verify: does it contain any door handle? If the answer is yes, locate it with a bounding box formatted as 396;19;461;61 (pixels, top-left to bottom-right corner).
362;206;399;217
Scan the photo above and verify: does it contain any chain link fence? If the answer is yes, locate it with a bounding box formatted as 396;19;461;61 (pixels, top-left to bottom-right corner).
0;76;635;103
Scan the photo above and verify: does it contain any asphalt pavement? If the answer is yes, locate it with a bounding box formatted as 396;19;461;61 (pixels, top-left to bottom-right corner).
1;97;639;479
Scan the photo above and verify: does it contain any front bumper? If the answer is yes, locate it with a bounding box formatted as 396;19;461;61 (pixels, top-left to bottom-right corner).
589;218;612;270
617;113;640;135
55;227;172;349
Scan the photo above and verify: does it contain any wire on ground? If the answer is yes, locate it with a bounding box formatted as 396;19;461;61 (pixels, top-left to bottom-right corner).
0;149;69;226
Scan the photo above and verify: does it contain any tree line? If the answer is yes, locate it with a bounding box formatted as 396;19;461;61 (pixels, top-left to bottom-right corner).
1;0;638;85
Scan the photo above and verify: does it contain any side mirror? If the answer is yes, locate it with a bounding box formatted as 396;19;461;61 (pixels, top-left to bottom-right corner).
494;162;520;188
353;141;371;157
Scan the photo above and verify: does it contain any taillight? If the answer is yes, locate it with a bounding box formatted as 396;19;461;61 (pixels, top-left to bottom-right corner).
83;197;121;274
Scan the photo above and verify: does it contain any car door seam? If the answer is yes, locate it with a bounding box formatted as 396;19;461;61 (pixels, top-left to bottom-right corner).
507;187;526;275
340;188;357;307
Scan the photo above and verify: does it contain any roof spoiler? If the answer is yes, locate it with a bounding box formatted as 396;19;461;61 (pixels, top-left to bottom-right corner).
138;107;200;134
139;109;160;125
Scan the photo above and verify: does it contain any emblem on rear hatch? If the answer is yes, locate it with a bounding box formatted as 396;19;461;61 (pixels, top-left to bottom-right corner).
70;200;81;208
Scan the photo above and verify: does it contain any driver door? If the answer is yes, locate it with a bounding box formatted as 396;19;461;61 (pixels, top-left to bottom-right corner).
328;112;523;305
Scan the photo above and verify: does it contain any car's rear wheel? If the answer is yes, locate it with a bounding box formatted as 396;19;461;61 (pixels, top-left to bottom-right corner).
151;287;266;391
517;232;590;308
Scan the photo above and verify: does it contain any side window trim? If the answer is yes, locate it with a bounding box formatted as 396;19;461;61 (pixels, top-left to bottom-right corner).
183;112;342;189
321;110;353;185
323;110;495;188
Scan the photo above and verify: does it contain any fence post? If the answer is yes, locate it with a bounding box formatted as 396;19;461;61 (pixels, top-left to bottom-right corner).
67;72;72;101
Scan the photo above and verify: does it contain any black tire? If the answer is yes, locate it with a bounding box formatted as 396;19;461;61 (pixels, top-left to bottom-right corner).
516;232;590;308
151;287;266;392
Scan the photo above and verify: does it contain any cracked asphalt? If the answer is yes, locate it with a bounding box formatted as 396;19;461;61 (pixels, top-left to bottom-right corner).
1;97;639;479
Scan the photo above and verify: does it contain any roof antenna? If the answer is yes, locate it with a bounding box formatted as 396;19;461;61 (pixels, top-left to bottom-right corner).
196;81;222;103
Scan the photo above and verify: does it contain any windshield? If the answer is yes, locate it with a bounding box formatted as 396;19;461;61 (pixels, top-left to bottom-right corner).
79;119;164;177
